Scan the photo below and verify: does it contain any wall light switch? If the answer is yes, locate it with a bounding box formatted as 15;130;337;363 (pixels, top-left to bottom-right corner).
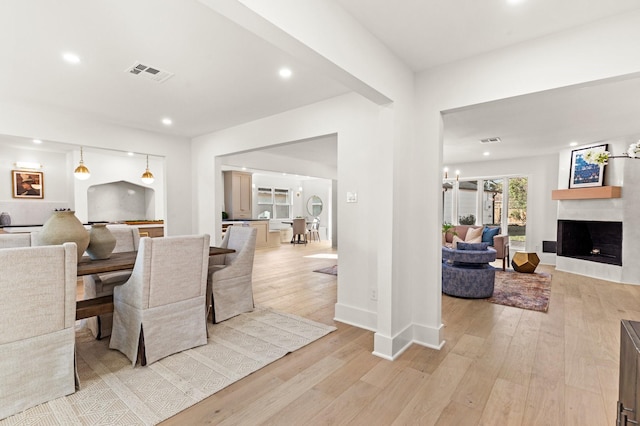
346;192;358;203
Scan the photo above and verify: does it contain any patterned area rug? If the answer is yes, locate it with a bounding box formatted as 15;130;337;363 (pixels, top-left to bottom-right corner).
1;309;335;425
488;270;552;312
313;265;338;275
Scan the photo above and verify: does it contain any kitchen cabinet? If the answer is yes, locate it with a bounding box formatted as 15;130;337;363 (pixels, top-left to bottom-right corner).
224;171;252;220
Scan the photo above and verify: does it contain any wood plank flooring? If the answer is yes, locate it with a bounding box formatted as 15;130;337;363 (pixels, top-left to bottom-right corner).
151;241;632;425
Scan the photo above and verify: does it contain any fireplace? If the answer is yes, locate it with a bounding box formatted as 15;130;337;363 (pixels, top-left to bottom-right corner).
557;219;622;266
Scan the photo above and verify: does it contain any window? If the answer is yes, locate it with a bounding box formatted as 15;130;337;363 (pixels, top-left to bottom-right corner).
257;187;290;219
457;180;478;225
443;175;528;250
483;179;503;226
274;188;290;219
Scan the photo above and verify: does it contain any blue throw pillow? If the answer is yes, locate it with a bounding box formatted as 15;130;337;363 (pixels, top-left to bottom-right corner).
457;242;490;251
482;227;501;244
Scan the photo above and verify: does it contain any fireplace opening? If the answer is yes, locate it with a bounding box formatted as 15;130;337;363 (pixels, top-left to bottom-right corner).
557;220;622;266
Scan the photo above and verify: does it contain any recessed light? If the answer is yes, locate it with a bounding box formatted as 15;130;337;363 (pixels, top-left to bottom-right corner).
32;139;42;144
569;142;578;147
483;152;490;156
127;152;134;156
279;68;292;79
62;52;80;64
162;118;172;126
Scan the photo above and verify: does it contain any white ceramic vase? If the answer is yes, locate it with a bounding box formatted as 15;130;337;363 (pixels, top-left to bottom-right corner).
86;224;117;260
38;210;90;262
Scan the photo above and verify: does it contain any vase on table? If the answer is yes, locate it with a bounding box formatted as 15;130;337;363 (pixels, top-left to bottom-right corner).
0;212;10;226
38;210;90;263
86;223;116;260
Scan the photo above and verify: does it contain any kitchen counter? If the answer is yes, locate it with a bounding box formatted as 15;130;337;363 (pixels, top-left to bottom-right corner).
222;220;280;248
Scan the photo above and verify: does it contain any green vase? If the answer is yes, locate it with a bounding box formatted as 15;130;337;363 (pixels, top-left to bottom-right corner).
86;224;116;260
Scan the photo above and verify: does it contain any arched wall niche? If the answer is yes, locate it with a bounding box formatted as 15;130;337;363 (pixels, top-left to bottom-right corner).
87;180;155;222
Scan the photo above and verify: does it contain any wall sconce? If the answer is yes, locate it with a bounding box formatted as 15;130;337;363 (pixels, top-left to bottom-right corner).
74;146;91;180
455;170;460;181
141;155;155;184
14;161;42;170
443;167;449;179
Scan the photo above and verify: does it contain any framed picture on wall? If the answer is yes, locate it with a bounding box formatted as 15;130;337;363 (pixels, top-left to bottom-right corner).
12;170;44;199
568;144;607;189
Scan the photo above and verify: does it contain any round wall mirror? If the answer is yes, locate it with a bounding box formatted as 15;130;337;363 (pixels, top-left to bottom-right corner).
307;195;323;217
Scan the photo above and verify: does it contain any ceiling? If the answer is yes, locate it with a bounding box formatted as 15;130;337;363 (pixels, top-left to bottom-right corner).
2;0;640;168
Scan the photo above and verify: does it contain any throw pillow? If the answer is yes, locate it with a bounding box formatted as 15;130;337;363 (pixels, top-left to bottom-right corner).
482;226;501;245
452;234;464;249
457;242;490;251
465;226;483;243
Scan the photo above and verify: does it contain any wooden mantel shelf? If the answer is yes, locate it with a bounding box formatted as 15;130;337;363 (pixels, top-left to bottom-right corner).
552;186;621;200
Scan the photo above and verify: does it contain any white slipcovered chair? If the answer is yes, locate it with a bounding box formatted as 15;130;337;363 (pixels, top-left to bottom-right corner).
307;218;321;242
0;233;32;248
109;234;210;366
83;225;140;339
0;243;78;420
207;226;257;323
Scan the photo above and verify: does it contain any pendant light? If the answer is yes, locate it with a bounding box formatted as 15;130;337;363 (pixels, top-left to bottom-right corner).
141;155;155;184
74;146;91;180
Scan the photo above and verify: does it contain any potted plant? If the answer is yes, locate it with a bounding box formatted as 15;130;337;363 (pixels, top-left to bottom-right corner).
442;222;457;245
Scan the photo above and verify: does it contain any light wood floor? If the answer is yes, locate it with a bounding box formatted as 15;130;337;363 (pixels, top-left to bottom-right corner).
156;241;634;425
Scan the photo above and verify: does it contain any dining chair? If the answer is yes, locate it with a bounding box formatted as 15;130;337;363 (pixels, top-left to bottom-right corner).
207;226;257;323
308;217;321;242
83;225;140;339
292;218;307;244
109;234;210;366
0;233;32;248
0;243;78;419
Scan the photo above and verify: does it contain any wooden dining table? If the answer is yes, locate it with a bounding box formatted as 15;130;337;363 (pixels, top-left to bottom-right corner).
75;246;235;320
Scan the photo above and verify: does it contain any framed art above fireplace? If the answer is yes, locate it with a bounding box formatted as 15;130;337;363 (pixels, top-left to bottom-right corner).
569;144;607;188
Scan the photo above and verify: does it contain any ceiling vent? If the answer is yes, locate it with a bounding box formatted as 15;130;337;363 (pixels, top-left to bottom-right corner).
480;137;502;144
125;61;174;83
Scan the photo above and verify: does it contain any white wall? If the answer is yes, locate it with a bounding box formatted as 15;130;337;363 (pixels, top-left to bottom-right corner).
0;101;190;235
193;95;388;329
0;143;69;224
72;149;164;224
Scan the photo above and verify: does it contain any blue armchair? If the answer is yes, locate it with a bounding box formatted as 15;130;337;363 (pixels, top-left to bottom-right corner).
442;243;497;298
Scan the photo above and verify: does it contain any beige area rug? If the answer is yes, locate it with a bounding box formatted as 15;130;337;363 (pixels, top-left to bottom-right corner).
1;309;336;425
488;270;552;312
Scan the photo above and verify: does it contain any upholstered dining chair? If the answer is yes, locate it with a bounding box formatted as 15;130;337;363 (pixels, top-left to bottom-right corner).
0;243;78;420
207;226;257;323
83;225;140;339
109;234;210;366
292;218;307;244
0;233;32;248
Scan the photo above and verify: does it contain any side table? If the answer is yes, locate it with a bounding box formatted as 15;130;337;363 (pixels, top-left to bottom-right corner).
511;251;540;273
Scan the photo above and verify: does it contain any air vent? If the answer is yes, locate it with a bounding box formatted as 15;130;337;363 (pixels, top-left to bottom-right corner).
125;61;174;83
480;137;501;144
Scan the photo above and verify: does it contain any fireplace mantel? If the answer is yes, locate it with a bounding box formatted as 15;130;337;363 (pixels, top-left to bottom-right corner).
552;186;621;200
